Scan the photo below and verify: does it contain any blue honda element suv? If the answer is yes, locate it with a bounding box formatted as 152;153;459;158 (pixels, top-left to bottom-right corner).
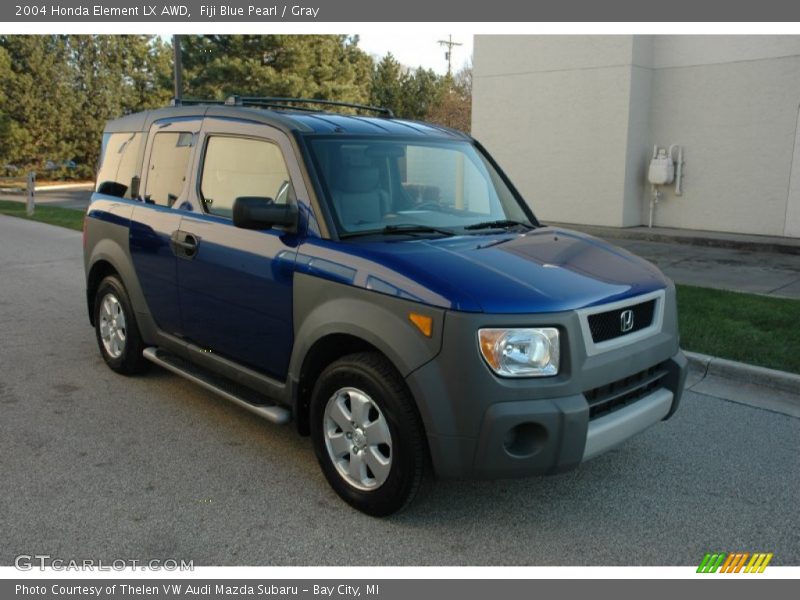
83;97;687;516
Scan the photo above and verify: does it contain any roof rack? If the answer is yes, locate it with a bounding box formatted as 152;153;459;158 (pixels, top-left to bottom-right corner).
226;96;394;118
171;96;393;118
170;98;227;107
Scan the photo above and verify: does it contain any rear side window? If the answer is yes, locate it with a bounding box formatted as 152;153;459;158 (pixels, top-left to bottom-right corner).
95;132;144;198
144;132;194;207
200;136;292;218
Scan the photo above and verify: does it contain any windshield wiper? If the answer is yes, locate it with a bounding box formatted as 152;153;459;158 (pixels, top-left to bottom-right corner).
464;219;535;231
341;224;456;239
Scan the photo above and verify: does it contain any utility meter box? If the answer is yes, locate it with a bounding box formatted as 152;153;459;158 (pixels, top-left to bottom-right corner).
648;150;675;185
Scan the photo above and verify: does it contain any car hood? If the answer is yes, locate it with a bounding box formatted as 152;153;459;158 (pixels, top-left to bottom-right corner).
299;227;669;313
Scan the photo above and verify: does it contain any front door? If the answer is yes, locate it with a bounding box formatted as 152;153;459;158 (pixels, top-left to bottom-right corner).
175;119;304;379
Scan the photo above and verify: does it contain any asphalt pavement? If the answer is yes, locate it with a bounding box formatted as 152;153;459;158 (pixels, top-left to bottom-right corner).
0;215;798;566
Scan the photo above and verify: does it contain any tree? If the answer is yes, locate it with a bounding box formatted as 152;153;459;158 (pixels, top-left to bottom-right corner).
370;53;406;115
0;45;11;160
181;35;373;104
118;36;173;114
369;55;449;121
0;35;171;175
0;35;468;179
400;67;443;120
425;62;472;133
68;35;172;171
0;36;75;169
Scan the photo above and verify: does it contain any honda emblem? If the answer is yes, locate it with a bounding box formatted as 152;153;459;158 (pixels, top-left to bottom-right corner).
620;309;634;333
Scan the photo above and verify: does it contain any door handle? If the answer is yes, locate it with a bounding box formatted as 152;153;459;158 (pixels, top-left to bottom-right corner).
170;231;199;258
173;236;197;250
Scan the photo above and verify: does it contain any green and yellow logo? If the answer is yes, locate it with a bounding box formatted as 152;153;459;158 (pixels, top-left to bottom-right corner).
697;552;773;573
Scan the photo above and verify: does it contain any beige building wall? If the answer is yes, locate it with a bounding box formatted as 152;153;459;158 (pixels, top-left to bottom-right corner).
473;35;800;237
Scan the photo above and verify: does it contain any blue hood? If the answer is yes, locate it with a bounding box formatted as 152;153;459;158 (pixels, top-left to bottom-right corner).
297;227;669;313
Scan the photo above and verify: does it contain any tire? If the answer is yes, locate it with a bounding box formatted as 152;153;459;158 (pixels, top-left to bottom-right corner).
310;352;428;516
93;275;147;375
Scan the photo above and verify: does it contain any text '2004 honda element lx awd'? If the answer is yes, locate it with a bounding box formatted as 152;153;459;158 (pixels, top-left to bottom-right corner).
84;97;687;516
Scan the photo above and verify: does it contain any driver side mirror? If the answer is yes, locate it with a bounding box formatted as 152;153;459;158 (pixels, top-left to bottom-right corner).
233;196;298;231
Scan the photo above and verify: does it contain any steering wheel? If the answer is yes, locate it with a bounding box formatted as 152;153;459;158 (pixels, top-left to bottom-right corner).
275;180;291;204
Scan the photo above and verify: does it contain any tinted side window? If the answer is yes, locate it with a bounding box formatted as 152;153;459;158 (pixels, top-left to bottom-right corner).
200;136;292;218
95;132;144;198
145;132;194;207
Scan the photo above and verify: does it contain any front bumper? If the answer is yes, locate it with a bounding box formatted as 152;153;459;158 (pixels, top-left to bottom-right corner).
470;352;685;478
404;287;688;479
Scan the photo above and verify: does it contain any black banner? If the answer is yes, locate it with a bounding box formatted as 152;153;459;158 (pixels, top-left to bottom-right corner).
3;0;800;22
4;579;798;600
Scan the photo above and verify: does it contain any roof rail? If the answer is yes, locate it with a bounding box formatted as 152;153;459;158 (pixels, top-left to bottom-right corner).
224;96;395;118
170;97;227;107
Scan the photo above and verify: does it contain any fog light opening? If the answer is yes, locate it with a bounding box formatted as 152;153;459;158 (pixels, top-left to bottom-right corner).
503;422;548;458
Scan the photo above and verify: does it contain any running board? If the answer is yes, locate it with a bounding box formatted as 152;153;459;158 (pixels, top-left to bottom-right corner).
142;347;291;425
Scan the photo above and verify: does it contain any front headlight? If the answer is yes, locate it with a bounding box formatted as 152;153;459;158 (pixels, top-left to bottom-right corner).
478;327;560;377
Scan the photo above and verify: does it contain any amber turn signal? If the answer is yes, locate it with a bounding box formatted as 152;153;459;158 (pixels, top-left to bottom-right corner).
408;312;433;337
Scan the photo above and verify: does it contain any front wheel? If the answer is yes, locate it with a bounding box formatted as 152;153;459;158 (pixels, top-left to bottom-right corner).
310;352;428;516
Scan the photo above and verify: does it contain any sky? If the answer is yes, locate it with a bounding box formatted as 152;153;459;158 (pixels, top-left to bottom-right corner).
355;33;474;75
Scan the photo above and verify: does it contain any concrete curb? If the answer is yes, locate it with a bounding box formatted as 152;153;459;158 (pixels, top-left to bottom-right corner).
685;350;800;396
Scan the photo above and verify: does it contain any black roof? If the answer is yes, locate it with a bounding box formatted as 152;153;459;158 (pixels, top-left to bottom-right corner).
104;103;470;141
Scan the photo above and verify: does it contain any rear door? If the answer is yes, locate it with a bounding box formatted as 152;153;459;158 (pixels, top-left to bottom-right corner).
129;118;201;336
175;118;304;379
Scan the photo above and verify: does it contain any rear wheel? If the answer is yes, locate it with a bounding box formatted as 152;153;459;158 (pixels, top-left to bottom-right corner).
94;275;147;375
310;352;427;516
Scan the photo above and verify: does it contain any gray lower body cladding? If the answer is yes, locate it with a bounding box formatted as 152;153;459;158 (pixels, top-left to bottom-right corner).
405;287;686;479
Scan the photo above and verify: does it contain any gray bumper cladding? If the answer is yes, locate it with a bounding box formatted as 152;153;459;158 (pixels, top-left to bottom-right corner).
582;388;673;461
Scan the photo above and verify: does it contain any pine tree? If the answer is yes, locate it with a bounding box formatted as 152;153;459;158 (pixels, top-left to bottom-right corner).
68;35;172;172
370;53;406;116
0;36;75;170
181;35;373;104
400;67;443;121
0;45;11;162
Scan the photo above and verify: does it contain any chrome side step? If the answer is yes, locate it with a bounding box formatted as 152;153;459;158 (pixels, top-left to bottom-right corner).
142;347;291;425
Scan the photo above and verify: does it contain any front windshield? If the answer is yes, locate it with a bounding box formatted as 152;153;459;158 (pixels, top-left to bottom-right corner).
307;137;533;237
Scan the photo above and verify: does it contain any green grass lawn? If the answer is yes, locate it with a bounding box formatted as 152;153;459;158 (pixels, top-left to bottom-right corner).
0;199;84;231
0;203;797;374
676;284;800;374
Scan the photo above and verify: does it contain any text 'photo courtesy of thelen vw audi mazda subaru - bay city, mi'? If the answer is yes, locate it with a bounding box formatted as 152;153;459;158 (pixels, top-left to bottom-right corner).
83;96;687;516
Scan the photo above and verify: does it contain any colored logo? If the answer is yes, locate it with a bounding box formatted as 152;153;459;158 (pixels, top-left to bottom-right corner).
697;552;773;573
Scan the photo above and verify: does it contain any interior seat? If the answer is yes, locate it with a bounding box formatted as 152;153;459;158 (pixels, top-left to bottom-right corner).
331;166;389;228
